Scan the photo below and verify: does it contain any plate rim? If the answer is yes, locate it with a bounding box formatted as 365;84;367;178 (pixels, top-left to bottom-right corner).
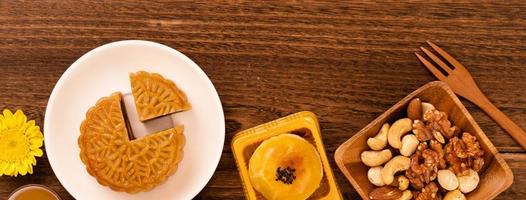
43;40;225;199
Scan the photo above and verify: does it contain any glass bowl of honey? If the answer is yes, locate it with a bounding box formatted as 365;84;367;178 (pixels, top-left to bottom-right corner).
8;184;60;200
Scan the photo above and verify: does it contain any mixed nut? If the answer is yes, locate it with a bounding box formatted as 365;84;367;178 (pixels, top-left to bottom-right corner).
362;98;485;200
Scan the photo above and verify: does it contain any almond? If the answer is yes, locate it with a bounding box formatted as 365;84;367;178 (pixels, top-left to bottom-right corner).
407;98;422;120
369;186;403;200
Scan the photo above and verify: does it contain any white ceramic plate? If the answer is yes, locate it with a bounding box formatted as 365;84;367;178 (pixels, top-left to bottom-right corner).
44;40;225;200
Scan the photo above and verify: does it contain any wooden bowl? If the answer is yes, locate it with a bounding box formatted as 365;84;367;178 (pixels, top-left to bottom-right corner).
334;81;513;199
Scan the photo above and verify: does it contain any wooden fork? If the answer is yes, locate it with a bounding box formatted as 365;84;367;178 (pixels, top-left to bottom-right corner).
415;41;526;150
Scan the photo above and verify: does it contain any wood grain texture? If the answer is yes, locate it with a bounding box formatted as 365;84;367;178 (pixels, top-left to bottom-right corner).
0;1;525;199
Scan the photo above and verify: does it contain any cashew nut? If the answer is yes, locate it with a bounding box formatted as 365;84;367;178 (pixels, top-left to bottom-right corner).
368;166;385;186
421;102;436;120
438;169;459;191
400;134;419;156
457;169;480;193
387;118;413;149
444;189;466;200
396;190;413;200
361;149;392;167
381;156;410;185
367;123;390;150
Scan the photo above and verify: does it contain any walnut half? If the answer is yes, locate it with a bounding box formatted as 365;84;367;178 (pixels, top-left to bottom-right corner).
445;132;485;176
424;110;460;139
414;182;439;200
405;142;441;189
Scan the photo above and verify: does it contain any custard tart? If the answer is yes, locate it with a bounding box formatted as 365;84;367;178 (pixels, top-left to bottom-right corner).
248;133;323;200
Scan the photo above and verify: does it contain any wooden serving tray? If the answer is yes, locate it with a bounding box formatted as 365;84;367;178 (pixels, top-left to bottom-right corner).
334;81;513;199
231;111;342;200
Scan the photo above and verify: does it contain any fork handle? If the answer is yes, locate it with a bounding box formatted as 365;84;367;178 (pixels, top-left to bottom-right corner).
476;95;526;150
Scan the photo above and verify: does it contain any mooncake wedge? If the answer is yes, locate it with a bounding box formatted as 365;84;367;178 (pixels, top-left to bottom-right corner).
130;71;191;121
78;92;185;193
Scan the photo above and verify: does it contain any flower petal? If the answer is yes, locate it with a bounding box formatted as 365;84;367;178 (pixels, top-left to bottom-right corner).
14;110;27;127
0;163;6;176
22;156;33;174
32;148;43;157
22;120;35;132
18;163;27;176
27;164;33;174
2;109;13;118
2;109;14;128
30;138;43;149
0;115;5;131
30;155;37;165
5;163;15;175
27;128;42;138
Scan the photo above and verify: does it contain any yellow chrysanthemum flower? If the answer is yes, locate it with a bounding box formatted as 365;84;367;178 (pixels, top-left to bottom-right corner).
0;109;43;176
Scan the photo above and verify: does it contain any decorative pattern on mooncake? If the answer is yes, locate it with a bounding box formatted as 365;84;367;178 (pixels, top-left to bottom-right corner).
130;71;191;121
78;93;185;193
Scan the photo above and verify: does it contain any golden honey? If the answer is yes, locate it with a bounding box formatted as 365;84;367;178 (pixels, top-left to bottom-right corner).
11;186;58;200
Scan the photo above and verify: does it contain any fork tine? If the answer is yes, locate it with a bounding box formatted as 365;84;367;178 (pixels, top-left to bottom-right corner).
415;52;447;81
420;47;453;74
426;41;464;69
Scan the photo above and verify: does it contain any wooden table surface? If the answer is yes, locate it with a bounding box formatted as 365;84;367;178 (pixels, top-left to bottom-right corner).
1;1;525;199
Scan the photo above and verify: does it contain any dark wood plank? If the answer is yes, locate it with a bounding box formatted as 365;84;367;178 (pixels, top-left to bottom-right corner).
0;1;525;199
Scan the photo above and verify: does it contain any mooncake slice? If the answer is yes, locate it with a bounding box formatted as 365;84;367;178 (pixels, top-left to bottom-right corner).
130;71;191;121
79;93;185;193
